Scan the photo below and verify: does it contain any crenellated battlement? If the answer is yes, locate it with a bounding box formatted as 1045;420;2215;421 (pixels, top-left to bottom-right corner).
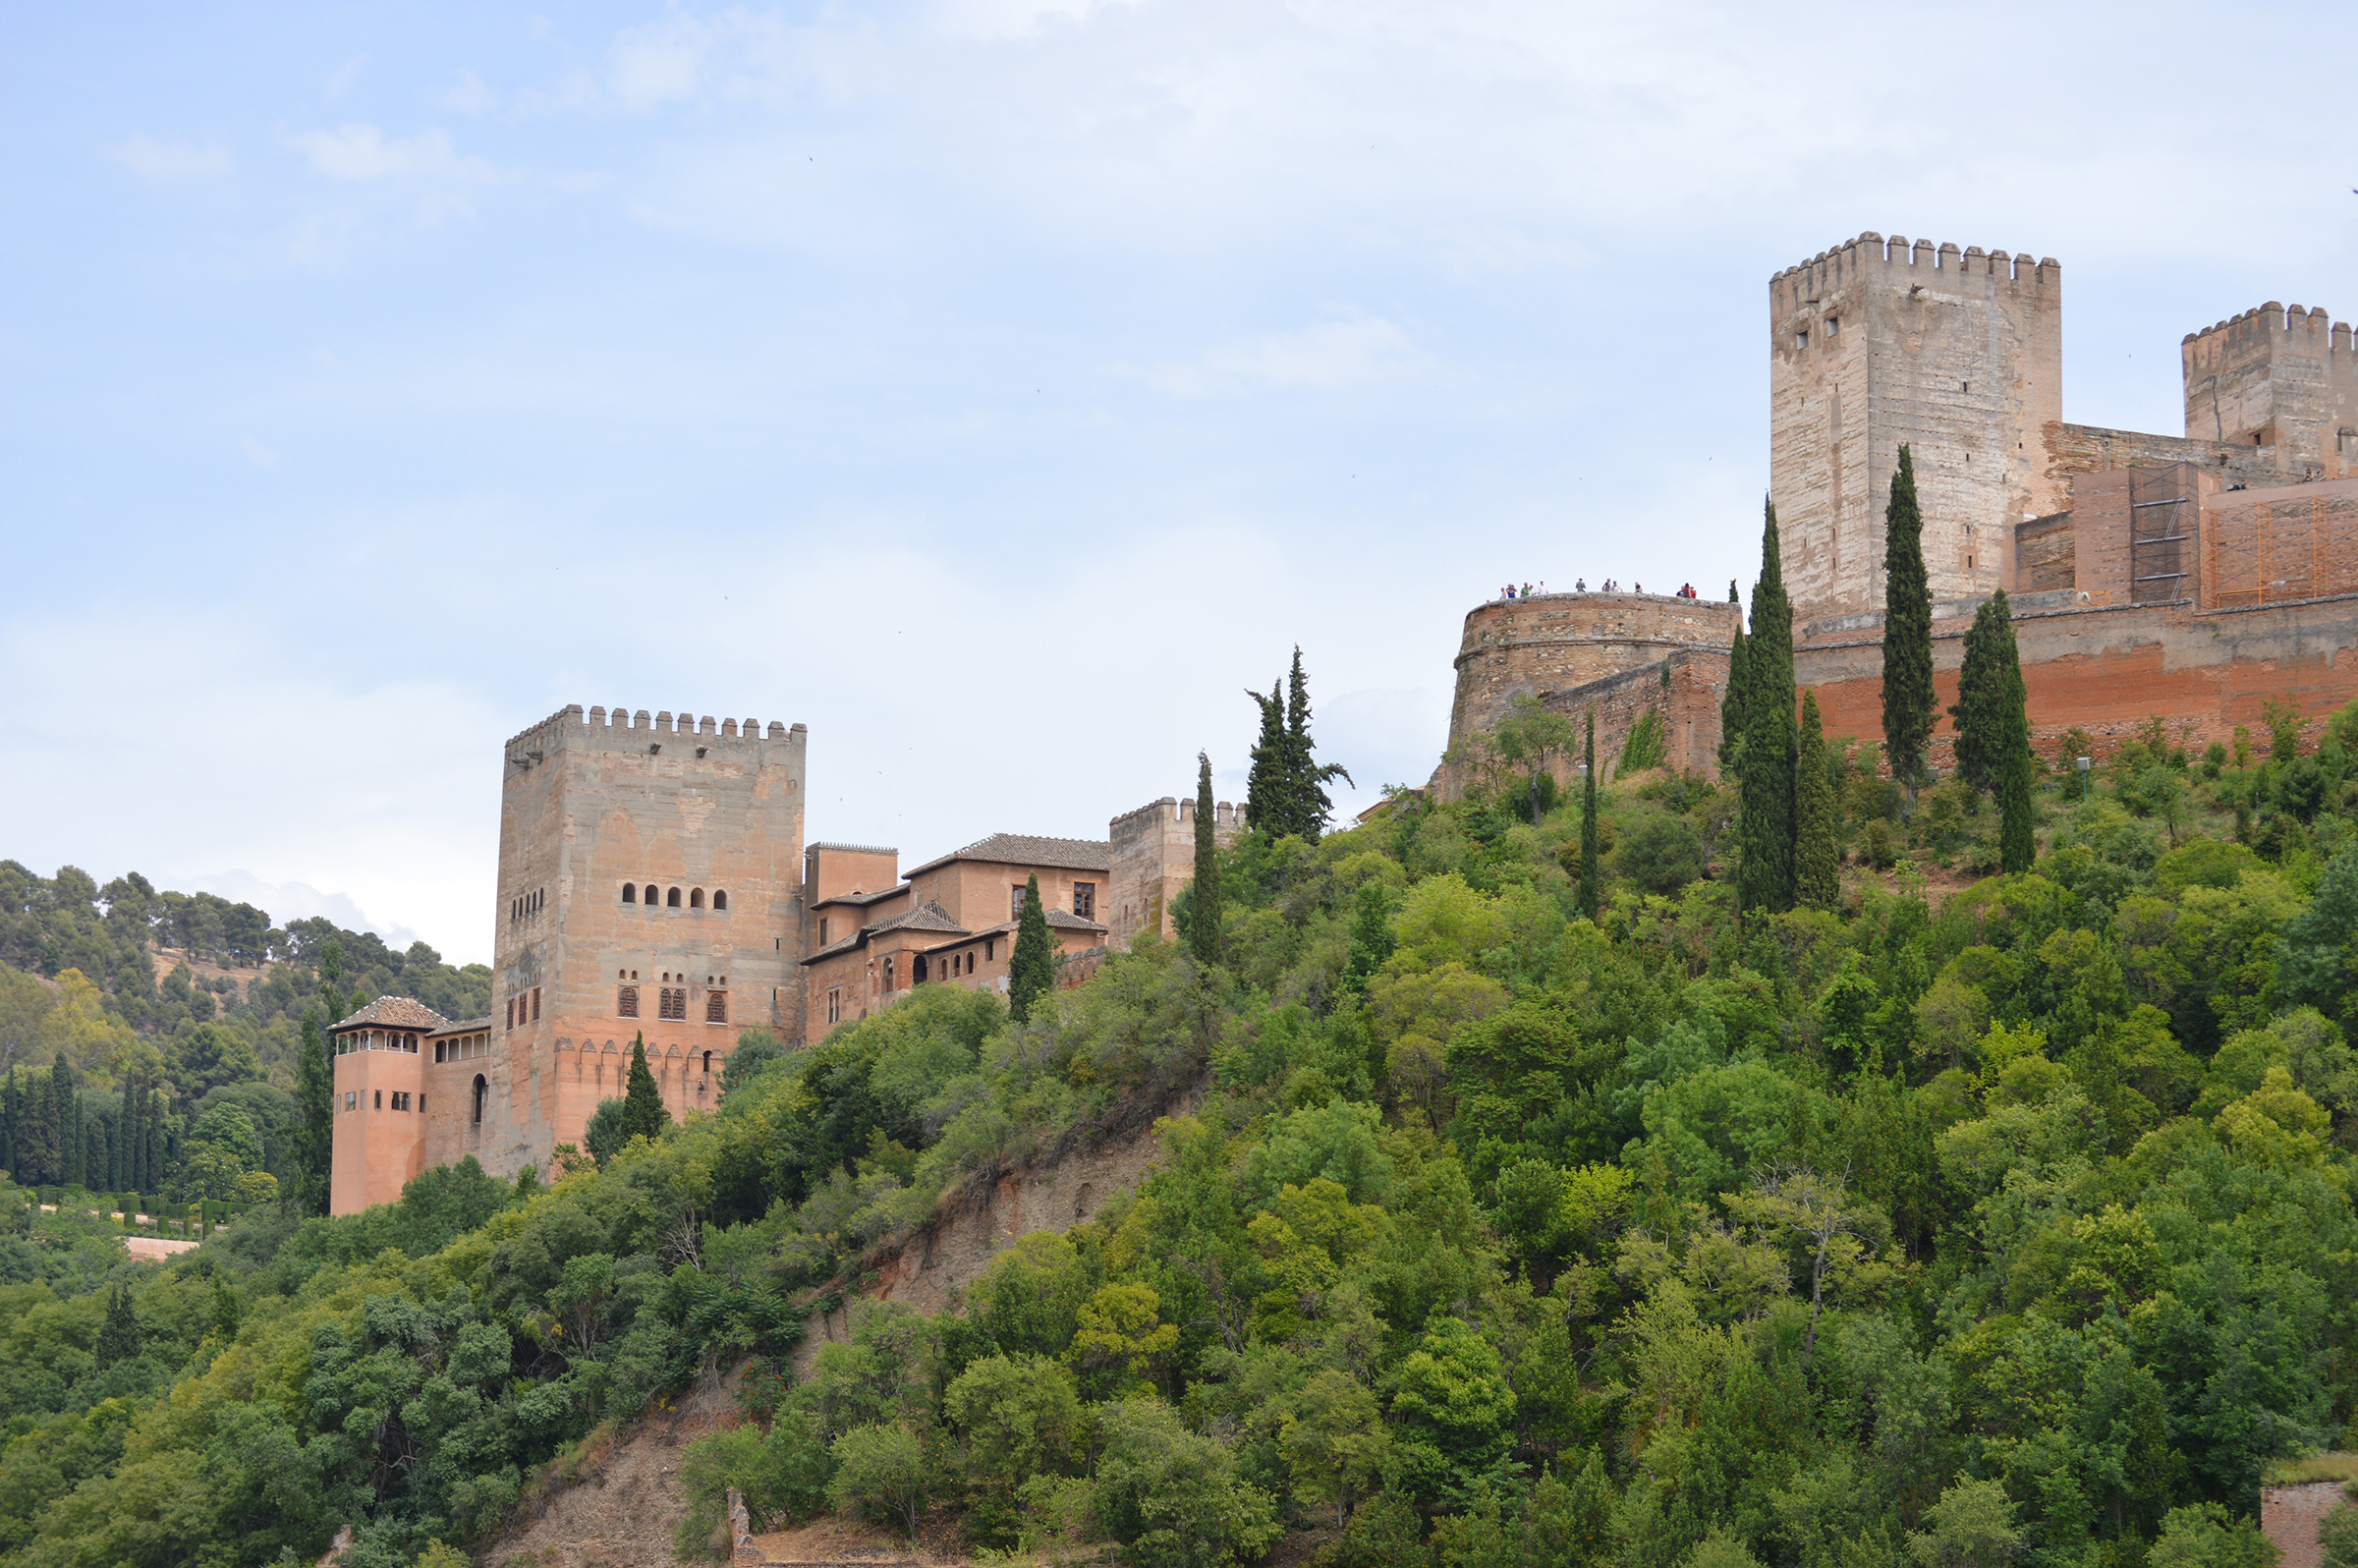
502;705;807;765
2181;303;2349;357
1770;232;2060;314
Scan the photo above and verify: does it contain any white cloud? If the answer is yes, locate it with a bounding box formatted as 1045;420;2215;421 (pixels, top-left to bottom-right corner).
1147;313;1423;398
608;16;710;110
105;135;233;180
288;123;494;183
182;871;422;950
434;70;496;115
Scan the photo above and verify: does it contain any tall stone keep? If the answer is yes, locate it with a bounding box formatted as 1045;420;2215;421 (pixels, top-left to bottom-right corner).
329;705;810;1211
1769;234;2065;627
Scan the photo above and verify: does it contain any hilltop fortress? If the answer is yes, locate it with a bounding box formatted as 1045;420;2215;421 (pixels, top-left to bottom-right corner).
329;707;1238;1213
1442;232;2358;789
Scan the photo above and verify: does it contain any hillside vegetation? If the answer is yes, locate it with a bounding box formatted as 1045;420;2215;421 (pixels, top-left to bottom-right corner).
4;702;2358;1568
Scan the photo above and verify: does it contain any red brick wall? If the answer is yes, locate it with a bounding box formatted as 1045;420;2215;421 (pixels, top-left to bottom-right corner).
2263;1483;2344;1568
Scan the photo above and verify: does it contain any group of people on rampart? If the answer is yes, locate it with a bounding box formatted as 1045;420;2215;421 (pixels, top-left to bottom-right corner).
1494;579;1705;601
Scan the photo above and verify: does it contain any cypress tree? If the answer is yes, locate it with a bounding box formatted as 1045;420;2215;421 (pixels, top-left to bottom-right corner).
1795;690;1840;910
1739;500;1798;915
1577;710;1601;921
1997;636;2038;873
293;1008;335;1214
1008;873;1055;1023
618;1035;669;1143
1189;754;1223;967
1881;445;1937;793
1948;590;2014;793
94;1283;142;1369
2;1074;18;1183
126;1074;146;1194
1244;681;1285;834
1719;614;1750;780
1281;647;1352;844
46;1054;72;1186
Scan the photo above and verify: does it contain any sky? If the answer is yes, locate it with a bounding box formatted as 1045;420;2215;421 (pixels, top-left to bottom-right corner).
2;0;2352;965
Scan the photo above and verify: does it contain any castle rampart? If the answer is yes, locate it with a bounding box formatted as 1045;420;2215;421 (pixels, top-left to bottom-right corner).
1108;796;1241;949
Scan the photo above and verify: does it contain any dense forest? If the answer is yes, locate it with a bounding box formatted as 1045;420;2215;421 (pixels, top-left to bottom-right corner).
3;672;2357;1568
0;868;491;1208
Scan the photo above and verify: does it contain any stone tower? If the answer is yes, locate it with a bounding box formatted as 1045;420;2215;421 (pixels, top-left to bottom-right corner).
2182;304;2358;477
330;705;810;1211
1769;234;2065;627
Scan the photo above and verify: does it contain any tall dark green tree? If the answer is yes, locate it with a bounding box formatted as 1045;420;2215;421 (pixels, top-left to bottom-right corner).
1948;589;2018;793
292;1009;335;1214
1795;690;1839;910
1881;445;1937;793
1739;500;1798;915
1719;594;1750;780
1283;647;1352;843
47;1053;73;1187
1009;873;1055;1023
94;1283;142;1369
1189;754;1223;967
1997;641;2038;874
1577;710;1601;921
126;1073;147;1193
618;1035;669;1144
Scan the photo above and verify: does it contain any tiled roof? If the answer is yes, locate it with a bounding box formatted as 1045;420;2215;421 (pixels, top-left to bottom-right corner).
429;1015;495;1035
801;902;970;965
1045;909;1109;931
813;885;907;910
905;832;1112;878
809;841;898;856
331;996;451;1033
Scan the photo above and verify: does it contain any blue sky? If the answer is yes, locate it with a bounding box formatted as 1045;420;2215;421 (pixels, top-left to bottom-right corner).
3;0;2351;964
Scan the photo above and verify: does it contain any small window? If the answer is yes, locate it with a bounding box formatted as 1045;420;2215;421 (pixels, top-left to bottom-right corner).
690;887;704;909
345;1092;356;1111
506;998;515;1030
533;986;542;1022
1073;881;1095;920
374;1090;382;1110
473;1075;487;1125
702;1050;713;1075
915;955;929;983
419;1094;426;1114
435;1040;445;1062
705;990;727;1024
1011;884;1027;920
827;988;842;1026
985;938;995;962
623;883;636;904
667;886;682;908
819;917;830;944
1825;316;1838;337
644;883;658;905
884;954;897;989
1796;329;1808;350
660;986;687;1022
618;984;640;1018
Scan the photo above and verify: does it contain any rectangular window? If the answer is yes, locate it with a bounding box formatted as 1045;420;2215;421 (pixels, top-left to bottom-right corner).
533;986;541;1022
434;1041;444;1062
1011;884;1027;920
506;998;514;1030
419;1094;426;1114
659;986;687;1022
819;917;830;944
1073;881;1095;920
705;990;728;1024
345;1092;356;1111
374;1090;382;1110
618;984;640;1018
392;1092;410;1111
827;988;842;1025
1796;329;1808;350
985;938;994;962
883;955;896;990
1825;315;1838;337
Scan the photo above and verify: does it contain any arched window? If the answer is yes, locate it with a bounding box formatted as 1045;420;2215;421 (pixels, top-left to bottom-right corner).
622;883;636;904
473;1074;488;1125
667;886;682;908
644;883;658;905
712;890;728;911
702;1049;713;1075
690;888;704;909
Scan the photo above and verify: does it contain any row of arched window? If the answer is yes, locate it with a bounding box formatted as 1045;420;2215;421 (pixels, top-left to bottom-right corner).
621;884;728;911
510;887;544;923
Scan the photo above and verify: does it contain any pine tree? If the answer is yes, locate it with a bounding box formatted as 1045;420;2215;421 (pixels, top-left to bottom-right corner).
1008;873;1055;1023
1739;500;1798;915
1577;710;1601;921
1795;690;1840;910
1281;647;1353;844
1244;681;1286;834
1881;445;1937;793
1948;590;2014;793
1189;753;1223;967
293;1008;335;1214
618;1035;669;1144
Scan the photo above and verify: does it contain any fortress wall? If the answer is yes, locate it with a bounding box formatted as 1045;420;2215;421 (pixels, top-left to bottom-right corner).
1107;796;1240;949
1448;593;1737;751
1796;594;2358;767
1556;650;1732;785
2182;305;2356;477
2045;420;2297;491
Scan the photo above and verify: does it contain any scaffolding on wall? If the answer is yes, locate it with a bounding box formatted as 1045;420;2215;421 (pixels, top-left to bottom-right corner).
2127;466;2195;604
2202;491;2356;608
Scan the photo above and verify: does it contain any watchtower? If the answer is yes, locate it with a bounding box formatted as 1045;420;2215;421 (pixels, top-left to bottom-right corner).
1769;234;2064;628
2182;304;2357;479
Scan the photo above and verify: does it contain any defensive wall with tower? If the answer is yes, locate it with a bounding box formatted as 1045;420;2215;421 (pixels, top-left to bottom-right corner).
1439;231;2358;792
